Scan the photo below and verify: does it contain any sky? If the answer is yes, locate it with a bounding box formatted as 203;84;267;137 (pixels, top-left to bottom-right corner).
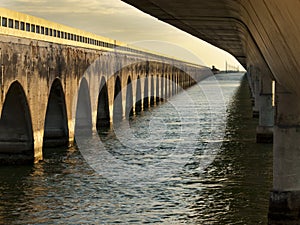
1;0;243;70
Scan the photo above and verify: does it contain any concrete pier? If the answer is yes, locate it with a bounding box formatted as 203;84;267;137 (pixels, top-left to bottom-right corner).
256;72;274;143
252;68;260;119
268;83;300;224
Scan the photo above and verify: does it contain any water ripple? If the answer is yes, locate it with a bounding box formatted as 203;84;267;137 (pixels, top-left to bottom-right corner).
0;73;272;225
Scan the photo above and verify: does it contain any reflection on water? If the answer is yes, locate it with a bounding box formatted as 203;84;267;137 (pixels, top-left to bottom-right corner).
183;75;272;224
0;73;272;224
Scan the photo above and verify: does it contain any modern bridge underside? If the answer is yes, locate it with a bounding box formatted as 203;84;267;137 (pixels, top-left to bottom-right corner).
122;0;300;95
121;0;300;224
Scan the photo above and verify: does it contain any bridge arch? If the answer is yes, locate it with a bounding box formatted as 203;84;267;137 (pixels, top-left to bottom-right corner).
168;74;172;98
135;75;142;114
143;75;149;109
113;76;122;124
160;74;164;101
0;81;34;163
172;74;175;96
150;75;155;106
96;76;110;129
175;73;179;94
156;75;160;103
125;76;133;119
173;73;177;94
165;74;168;99
75;77;92;135
43;78;69;149
184;73;188;89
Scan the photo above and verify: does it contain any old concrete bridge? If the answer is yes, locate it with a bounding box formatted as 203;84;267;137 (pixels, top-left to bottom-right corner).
0;8;211;165
121;0;300;223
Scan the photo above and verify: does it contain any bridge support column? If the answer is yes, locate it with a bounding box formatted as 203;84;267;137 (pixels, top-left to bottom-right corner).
252;69;260;118
246;66;260;118
256;73;274;143
246;67;255;100
68;120;75;147
33;131;43;163
268;84;300;224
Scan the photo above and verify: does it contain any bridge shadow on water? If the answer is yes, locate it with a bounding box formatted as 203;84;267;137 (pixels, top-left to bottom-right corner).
93;74;273;224
184;76;273;224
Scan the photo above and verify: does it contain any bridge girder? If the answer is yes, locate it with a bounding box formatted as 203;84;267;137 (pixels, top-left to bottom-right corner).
122;0;300;95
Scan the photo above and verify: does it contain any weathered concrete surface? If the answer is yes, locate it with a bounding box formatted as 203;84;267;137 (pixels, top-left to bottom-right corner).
273;83;300;191
0;35;211;164
256;70;274;143
269;191;300;224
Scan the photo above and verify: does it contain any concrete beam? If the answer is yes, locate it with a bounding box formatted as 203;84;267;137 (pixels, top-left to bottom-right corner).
122;0;300;95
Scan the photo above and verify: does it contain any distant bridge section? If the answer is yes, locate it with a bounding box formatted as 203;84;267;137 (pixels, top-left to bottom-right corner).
0;8;211;164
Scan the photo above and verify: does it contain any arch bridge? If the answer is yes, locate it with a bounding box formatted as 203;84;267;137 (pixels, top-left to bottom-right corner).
0;8;211;165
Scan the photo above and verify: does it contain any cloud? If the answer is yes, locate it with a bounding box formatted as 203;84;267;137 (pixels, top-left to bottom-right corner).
2;0;141;15
14;0;46;3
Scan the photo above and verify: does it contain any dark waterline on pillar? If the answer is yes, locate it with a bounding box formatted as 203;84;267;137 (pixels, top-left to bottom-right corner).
0;73;272;224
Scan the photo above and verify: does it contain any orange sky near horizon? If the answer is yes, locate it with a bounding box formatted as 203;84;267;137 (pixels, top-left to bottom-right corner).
1;0;244;70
